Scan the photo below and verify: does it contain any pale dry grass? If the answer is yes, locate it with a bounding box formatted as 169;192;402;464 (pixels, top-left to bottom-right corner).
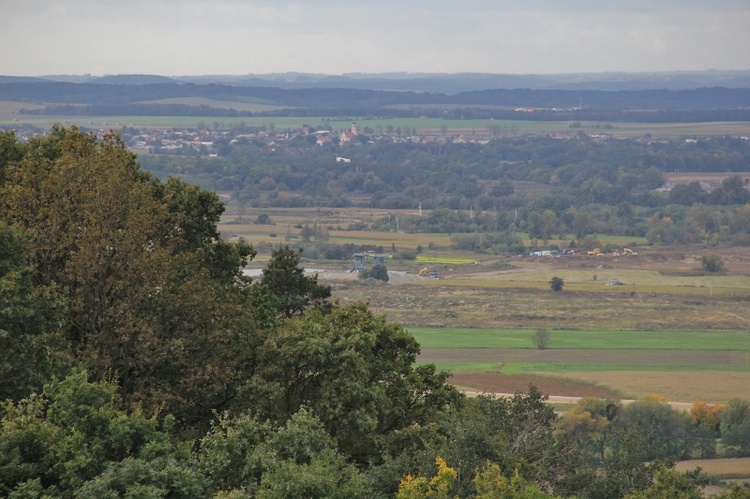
338;282;750;331
675;457;750;478
553;371;750;403
462;266;750;296
0;100;46;120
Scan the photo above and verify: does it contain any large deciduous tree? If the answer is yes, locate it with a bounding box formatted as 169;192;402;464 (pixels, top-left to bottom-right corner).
0;127;260;429
246;302;460;465
701;252;726;273
721;398;750;456
612;396;694;460
711;175;750;205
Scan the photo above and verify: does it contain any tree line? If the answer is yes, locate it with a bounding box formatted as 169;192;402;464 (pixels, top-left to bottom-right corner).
142;134;750;248
4;81;750;110
1;128;749;497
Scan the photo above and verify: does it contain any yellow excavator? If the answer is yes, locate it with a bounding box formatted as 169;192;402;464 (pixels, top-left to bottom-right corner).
623;247;638;255
418;268;429;276
587;248;601;256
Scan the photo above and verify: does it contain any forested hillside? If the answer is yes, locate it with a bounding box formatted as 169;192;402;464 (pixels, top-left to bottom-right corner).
3;81;750;112
1;128;749;497
6;69;750;91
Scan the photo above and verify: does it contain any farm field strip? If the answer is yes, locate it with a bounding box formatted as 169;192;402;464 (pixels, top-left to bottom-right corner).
417;345;750;387
340;285;750;331
416;362;500;374
675;457;750;478
498;362;750;374
416;255;479;265
418;347;748;365
417;361;750;375
219;230;450;250
424;366;750;403
458;267;750;289
409;327;750;350
665;172;750;183
3;108;749;137
435;277;750;297
515;232;649;246
219;214;686;253
553;371;750;403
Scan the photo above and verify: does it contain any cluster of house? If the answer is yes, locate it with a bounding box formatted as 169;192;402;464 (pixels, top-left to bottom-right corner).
118;122;492;156
4;121;559;156
126;129;224;154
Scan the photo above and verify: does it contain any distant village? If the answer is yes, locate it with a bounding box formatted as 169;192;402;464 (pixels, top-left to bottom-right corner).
4;122;518;157
7;121;735;158
124;122;505;156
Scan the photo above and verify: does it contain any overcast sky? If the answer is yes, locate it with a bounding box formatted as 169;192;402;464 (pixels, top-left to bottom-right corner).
3;0;749;76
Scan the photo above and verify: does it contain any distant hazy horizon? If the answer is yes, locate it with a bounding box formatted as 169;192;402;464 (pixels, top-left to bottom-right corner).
3;1;750;77
17;69;750;80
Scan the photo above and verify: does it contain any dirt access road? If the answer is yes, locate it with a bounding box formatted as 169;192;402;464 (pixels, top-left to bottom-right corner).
451;373;693;410
461;391;693;411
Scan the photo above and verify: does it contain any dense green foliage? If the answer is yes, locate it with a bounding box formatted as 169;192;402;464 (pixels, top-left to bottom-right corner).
0;222;67;402
360;263;390;282
701;252;726;273
549;276;564;291
1;128;748;497
721;398;750;456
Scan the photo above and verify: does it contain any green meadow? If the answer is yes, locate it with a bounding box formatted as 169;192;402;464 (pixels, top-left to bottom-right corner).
408;327;750;350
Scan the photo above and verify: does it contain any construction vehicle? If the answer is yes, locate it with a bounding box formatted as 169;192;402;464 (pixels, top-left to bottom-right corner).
623;248;638;255
587;248;601;256
418;268;428;276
